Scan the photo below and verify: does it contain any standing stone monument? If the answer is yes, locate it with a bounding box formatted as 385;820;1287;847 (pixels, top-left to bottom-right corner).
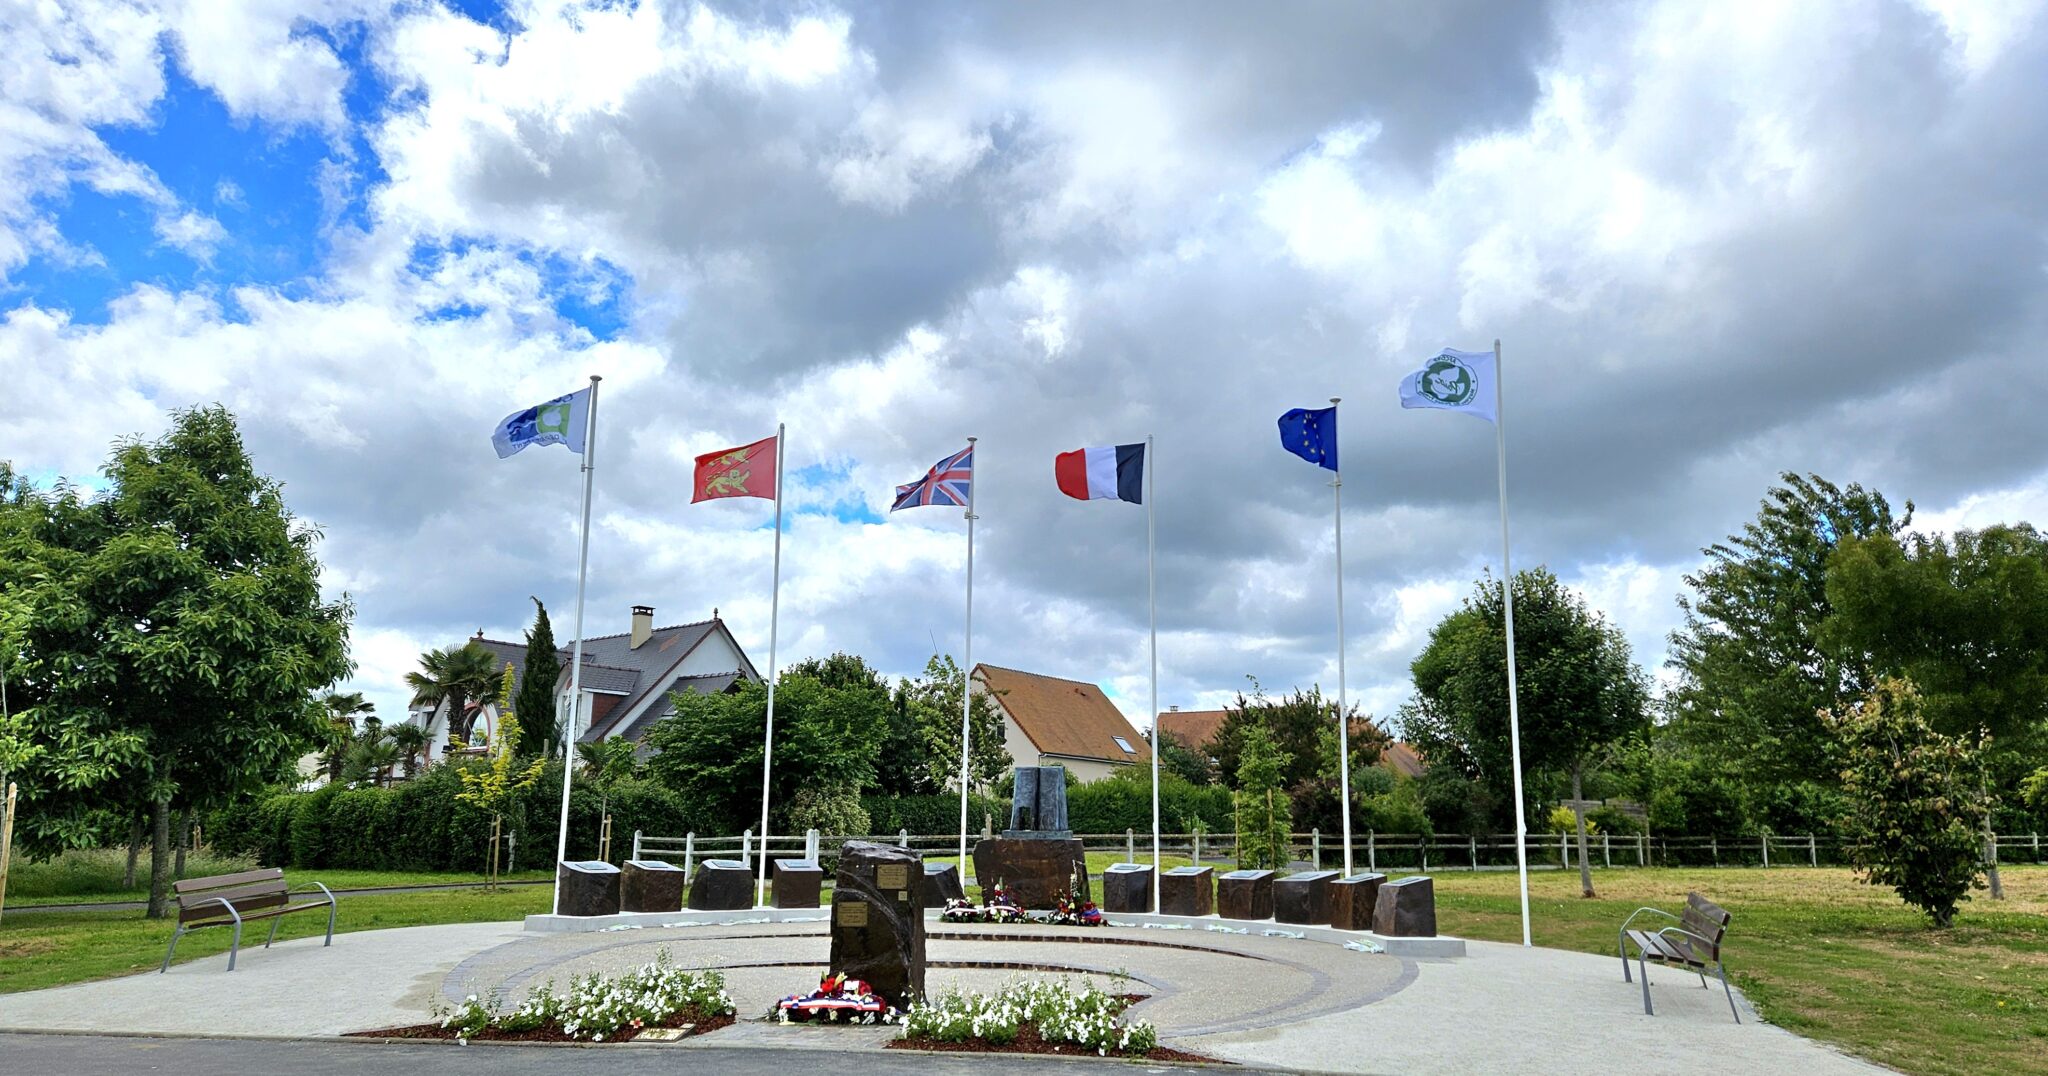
970;765;1090;908
1329;872;1385;931
1372;875;1438;937
1274;870;1337;925
1160;865;1214;916
829;841;927;1009
620;859;686;913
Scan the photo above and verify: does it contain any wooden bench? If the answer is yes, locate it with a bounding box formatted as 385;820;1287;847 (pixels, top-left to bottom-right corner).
1618;891;1738;1021
161;868;336;972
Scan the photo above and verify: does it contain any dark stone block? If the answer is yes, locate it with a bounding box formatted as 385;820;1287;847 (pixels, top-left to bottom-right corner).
620;859;685;913
1003;765;1072;838
1274;870;1337;925
1372;875;1437;937
1101;863;1153;913
1329;873;1386;931
829;841;926;1009
919;862;965;908
688;858;755;911
1217;869;1274;921
971;837;1090;909
1160;866;1213;917
557;860;621;917
773;859;823;909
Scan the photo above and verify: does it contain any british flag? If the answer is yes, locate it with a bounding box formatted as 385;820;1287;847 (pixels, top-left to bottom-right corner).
892;444;974;511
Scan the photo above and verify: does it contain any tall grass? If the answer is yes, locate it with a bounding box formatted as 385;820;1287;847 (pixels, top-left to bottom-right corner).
6;847;258;900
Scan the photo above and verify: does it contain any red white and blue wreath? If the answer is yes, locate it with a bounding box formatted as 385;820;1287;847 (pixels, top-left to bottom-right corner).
774;972;898;1024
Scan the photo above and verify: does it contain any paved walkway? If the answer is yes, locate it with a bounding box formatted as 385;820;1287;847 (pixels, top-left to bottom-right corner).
0;920;1884;1074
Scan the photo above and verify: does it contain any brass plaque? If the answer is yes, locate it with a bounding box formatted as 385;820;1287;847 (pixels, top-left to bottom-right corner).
837;900;870;927
875;864;909;890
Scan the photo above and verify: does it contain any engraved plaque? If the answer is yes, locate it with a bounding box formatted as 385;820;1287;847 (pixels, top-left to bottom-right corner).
875;864;909;890
836;899;870;927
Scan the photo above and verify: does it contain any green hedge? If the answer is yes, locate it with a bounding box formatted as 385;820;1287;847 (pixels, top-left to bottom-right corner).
1067;777;1233;834
861;793;1006;837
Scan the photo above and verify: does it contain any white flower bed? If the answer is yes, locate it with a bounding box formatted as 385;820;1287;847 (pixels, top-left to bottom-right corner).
899;978;1160;1056
435;950;735;1043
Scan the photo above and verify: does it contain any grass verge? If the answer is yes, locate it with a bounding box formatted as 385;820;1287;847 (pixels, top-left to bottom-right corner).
1419;865;2048;1076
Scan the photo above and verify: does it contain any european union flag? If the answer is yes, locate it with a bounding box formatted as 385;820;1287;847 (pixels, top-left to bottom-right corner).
1278;405;1338;472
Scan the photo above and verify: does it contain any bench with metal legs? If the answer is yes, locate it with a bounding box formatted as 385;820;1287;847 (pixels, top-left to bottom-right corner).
161;869;337;973
1618;891;1738;1022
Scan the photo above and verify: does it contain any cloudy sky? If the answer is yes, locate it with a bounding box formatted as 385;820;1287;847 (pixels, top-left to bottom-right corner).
6;0;2047;732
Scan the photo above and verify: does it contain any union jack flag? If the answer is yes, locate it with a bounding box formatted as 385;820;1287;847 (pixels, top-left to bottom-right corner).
892;444;974;511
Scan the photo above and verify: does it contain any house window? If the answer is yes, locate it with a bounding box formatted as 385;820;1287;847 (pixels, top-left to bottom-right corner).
1112;736;1135;754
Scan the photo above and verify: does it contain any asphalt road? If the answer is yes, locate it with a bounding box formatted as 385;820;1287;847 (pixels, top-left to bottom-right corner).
0;1034;1243;1074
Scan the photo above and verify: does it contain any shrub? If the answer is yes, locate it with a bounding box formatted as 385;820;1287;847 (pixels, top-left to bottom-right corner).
435;951;735;1042
1545;804;1599;836
1825;677;1991;927
1586;806;1644;836
784;788;870;837
899;979;1157;1056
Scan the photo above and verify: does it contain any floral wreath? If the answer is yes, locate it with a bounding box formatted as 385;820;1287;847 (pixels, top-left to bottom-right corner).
774;971;899;1024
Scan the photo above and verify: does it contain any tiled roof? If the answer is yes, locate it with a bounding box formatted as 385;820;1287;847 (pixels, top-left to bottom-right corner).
975;664;1152;765
1382;741;1426;779
572;662;639;695
609;672;744;742
1156;708;1231;751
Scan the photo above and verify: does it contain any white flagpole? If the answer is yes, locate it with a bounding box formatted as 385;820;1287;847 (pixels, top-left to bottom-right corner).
1146;435;1161;914
551;374;601;917
1494;339;1532;947
755;423;787;909
956;438;979;881
1331;397;1353;879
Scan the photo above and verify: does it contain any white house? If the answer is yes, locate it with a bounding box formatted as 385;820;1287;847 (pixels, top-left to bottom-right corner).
970;663;1152;783
410;605;757;763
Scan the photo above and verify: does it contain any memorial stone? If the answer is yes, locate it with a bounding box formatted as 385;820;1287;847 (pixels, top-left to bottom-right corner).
772;859;823;909
557;860;621;917
971;765;1089;908
1274;870;1337;925
1372;875;1438;937
1329;872;1386;931
687;858;753;911
1217;868;1275;920
919;862;965;908
1160;865;1214;916
1101;863;1153;913
620;859;685;913
829;841;926;1009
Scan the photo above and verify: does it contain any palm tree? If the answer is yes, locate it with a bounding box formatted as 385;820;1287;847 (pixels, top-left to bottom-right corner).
387;723;430;779
405;642;501;746
318;691;376;780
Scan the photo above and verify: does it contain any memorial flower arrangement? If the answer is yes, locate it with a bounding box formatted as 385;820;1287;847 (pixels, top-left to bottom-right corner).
431;950;735;1043
897;978;1159;1056
1032;890;1104;927
944;881;1028;923
773;971;899;1023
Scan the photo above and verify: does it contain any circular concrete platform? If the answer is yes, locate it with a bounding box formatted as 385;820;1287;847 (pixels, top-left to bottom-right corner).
445;922;1414;1037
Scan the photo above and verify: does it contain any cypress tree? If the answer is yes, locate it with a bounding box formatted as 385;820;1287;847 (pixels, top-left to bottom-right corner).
518;597;563;756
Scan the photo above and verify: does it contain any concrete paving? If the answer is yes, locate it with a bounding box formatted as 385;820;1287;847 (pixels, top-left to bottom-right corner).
0;922;524;1036
1184;940;1884;1074
0;920;1887;1073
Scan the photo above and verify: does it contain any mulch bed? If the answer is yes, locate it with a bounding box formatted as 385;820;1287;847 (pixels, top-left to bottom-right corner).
346;1009;735;1043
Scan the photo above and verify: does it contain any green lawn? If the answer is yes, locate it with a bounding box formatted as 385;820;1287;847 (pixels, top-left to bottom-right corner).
0;884;551;994
2;848;552;907
1417;865;2048;1076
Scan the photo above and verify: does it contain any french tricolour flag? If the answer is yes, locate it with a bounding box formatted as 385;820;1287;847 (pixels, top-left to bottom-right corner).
1054;443;1145;504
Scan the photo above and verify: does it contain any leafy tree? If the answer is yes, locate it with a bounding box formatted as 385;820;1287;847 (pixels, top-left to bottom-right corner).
1825;678;1990;927
1666;473;1909;821
1211;681;1344;794
1156;731;1215;786
1822;523;2048;899
406;642;499;746
1401;568;1648;896
576;734;639;853
455;665;547;887
517;598;563;757
642;671;886;834
1232;726;1293;870
894;654;1009;794
0;407;353;916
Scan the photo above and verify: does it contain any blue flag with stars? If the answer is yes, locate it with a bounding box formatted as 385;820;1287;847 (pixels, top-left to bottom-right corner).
1278;405;1338;472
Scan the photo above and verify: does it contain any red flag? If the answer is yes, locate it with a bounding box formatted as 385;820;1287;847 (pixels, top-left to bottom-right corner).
692;435;778;502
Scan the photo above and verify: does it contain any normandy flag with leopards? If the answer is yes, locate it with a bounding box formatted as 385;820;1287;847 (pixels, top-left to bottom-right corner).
692;435;779;501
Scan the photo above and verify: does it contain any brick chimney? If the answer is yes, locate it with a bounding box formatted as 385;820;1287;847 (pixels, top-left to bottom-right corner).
630;605;654;649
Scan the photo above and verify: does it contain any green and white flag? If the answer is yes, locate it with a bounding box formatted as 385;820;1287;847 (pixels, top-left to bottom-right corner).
492;387;591;458
1399;347;1496;423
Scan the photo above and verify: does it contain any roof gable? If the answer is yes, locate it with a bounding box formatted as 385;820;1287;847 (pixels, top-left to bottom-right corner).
975;664;1152;765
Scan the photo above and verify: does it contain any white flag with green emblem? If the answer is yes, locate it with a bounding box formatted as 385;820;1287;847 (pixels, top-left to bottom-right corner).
1399;348;1496;423
491;387;591;458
